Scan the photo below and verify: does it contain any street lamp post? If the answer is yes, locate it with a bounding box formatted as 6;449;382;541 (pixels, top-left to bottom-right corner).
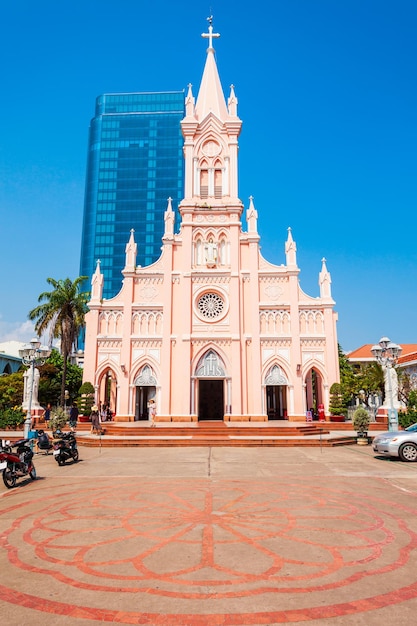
19;338;51;438
371;336;402;431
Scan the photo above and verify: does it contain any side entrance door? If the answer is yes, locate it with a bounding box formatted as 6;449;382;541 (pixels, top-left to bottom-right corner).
135;386;155;421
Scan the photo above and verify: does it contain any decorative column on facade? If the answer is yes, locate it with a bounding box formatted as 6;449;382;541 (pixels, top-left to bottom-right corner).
319;257;340;390
288;385;295;415
302;383;307;415
245;196;263;419
223;157;230;196
128;384;135;415
285;228;303;416
121;230;137;418
181;84;198;201
208;168;214;196
193;158;199;196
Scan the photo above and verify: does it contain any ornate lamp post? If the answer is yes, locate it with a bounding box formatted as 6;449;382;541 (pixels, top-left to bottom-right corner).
19;338;51;438
371;337;402;431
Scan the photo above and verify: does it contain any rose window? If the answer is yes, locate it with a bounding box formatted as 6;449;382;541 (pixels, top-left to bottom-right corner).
197;292;224;319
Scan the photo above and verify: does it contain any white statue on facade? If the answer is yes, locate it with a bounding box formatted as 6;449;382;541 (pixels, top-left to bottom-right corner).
205;238;217;266
22;367;42;411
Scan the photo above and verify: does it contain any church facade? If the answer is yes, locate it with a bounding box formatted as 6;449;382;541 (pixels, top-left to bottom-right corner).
82;21;340;423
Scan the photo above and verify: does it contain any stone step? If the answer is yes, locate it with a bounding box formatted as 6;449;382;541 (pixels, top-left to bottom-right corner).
78;436;356;448
100;425;330;438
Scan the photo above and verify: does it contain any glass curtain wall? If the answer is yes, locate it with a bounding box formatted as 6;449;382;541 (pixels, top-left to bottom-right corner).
80;91;185;299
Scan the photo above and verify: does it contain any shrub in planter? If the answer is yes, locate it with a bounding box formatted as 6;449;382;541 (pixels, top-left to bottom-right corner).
0;407;25;429
330;415;345;422
76;381;95;418
49;407;68;433
353;407;370;441
329;383;346;419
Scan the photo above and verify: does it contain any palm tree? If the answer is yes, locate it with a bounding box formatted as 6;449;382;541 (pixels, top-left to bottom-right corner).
28;277;89;406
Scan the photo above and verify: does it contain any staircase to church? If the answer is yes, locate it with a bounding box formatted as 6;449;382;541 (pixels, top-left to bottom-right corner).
65;420;358;448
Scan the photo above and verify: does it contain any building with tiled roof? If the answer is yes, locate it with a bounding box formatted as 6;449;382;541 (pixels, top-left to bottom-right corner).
347;344;417;390
347;344;417;363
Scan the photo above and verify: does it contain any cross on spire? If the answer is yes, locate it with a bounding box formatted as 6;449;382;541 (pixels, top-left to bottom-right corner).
202;15;220;49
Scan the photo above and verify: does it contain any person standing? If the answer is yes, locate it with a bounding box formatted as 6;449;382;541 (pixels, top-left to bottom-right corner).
42;403;52;426
148;399;156;427
69;402;79;431
100;403;108;422
90;405;102;435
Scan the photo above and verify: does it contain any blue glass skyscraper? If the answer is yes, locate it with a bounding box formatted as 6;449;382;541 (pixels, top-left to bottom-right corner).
80;91;185;299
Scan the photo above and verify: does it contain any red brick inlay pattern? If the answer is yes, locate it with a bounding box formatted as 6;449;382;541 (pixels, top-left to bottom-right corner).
1;478;417;624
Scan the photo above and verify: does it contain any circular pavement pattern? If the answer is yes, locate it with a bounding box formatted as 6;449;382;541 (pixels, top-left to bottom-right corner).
1;478;417;624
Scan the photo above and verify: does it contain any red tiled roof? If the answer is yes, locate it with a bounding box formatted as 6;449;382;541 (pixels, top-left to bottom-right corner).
347;344;417;362
398;351;417;365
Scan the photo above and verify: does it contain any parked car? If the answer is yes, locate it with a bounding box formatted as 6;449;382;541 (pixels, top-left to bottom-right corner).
372;423;417;462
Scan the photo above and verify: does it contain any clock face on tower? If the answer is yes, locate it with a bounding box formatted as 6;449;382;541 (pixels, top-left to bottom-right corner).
201;140;221;157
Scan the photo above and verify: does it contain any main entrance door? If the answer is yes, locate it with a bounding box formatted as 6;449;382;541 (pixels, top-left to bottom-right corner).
198;380;224;421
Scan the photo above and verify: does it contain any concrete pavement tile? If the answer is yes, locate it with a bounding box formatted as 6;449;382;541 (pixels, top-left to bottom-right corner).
1;445;417;624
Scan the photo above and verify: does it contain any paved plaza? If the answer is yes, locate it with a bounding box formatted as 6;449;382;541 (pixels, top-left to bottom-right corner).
1;444;417;625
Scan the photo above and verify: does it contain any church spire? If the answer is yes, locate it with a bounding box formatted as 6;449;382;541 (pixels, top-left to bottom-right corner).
123;229;137;272
246;196;259;233
285;227;297;267
195;17;228;121
90;259;103;303
319;257;332;298
163;197;175;239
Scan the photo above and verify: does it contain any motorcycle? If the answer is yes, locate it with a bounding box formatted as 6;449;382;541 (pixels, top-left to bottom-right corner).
53;431;79;465
0;439;36;489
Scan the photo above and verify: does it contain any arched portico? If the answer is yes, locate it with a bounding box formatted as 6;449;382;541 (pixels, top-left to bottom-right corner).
304;366;325;417
133;364;158;421
96;367;117;416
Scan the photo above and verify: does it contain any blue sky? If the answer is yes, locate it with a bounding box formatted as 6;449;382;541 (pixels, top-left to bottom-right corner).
0;0;415;352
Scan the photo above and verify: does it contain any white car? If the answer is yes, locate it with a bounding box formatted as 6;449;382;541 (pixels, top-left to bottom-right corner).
372;423;417;462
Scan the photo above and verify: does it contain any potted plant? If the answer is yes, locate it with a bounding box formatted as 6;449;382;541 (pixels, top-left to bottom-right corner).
353;407;370;445
76;382;95;422
49;407;69;434
329;383;346;422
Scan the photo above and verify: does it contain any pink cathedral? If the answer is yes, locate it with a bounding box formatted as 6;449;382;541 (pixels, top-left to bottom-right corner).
83;21;340;423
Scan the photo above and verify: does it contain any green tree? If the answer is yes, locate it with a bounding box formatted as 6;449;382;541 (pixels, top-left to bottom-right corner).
336;345;357;412
398;390;417;429
28;277;89;407
0;372;24;410
37;350;83;408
